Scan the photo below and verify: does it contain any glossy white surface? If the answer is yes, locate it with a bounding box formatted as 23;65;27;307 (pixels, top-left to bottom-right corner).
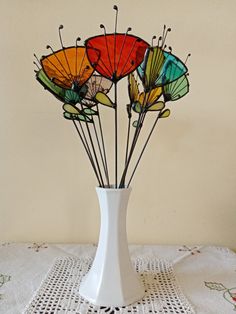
79;187;144;306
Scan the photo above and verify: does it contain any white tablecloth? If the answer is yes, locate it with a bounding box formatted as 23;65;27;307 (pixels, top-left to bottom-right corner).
0;243;236;313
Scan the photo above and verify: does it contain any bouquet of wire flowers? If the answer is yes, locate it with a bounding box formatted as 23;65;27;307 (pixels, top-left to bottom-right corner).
34;5;190;189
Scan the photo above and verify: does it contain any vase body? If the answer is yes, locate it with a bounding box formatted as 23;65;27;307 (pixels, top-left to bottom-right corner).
79;186;144;306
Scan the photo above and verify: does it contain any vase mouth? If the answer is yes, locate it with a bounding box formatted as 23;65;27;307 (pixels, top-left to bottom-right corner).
96;185;131;191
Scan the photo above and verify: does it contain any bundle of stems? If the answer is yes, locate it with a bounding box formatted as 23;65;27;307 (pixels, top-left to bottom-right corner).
72;82;165;189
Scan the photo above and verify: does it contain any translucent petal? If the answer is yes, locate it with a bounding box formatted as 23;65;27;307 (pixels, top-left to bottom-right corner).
128;73;139;103
132;120;138;127
36;69;85;105
163;74;189;102
147;101;165;111
86;34;149;81
64;89;82;104
158;52;187;85
132;101;142;113
85;75;113;102
63;112;92;122
41;46;99;89
36;69;65;102
95;92;114;108
137;47;187;88
160;109;170;118
63;104;80;114
82;108;98;115
147;86;162;105
137;47;164;89
137;87;162;108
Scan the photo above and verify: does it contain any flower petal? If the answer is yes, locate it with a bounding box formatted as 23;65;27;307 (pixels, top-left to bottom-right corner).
137;47;187;89
147;101;165;111
95;92;114;108
41;47;99;89
128;73;139;104
147;86;162;106
163;74;189;102
137;47;164;90
160;108;170;118
36;69;65;102
85;34;149;81
85;74;113;107
63;104;80;114
63;112;92;122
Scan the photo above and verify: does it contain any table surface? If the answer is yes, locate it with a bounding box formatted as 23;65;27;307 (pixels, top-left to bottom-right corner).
0;243;236;314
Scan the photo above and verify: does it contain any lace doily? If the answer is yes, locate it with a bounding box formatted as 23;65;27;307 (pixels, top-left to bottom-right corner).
25;257;194;314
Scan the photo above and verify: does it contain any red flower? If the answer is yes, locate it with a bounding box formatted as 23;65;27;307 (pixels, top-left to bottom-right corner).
85;33;149;82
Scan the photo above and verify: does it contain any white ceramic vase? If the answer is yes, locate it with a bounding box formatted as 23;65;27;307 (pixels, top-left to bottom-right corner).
79;186;144;306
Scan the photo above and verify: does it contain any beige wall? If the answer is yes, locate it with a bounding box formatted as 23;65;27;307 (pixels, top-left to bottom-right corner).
0;0;235;248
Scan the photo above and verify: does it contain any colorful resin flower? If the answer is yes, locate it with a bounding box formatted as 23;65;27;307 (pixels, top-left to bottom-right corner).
84;74;113;107
137;27;188;91
36;25;99;92
137;46;188;91
85;12;149;83
128;73;164;112
41;45;99;91
85;34;149;82
36;68;87;105
163;74;189;102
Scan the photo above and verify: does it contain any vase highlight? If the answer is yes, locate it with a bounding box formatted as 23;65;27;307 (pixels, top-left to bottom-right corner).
79;186;144;306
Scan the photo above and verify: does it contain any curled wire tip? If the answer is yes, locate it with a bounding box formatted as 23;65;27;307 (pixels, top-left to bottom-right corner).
33;61;40;69
59;25;63;29
76;37;81;42
127;27;132;32
113;5;118;10
151;35;157;46
46;45;50;49
185;53;191;64
100;24;105;29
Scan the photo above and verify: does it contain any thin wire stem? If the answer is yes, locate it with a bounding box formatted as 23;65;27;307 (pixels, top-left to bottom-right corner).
81;105;105;187
76;119;102;186
78;115;106;188
77;119;92;158
119;91;150;188
96;104;110;187
127;111;162;187
72;120;102;186
92;115;110;187
125;115;131;165
119;111;143;188
114;82;118;188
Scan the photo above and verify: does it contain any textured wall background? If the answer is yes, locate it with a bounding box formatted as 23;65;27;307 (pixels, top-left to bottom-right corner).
0;0;235;248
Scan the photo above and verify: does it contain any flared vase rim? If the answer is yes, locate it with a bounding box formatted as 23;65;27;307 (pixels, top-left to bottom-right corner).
96;185;131;192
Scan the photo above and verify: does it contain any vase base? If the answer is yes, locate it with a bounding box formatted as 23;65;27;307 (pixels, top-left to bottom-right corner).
78;276;145;307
